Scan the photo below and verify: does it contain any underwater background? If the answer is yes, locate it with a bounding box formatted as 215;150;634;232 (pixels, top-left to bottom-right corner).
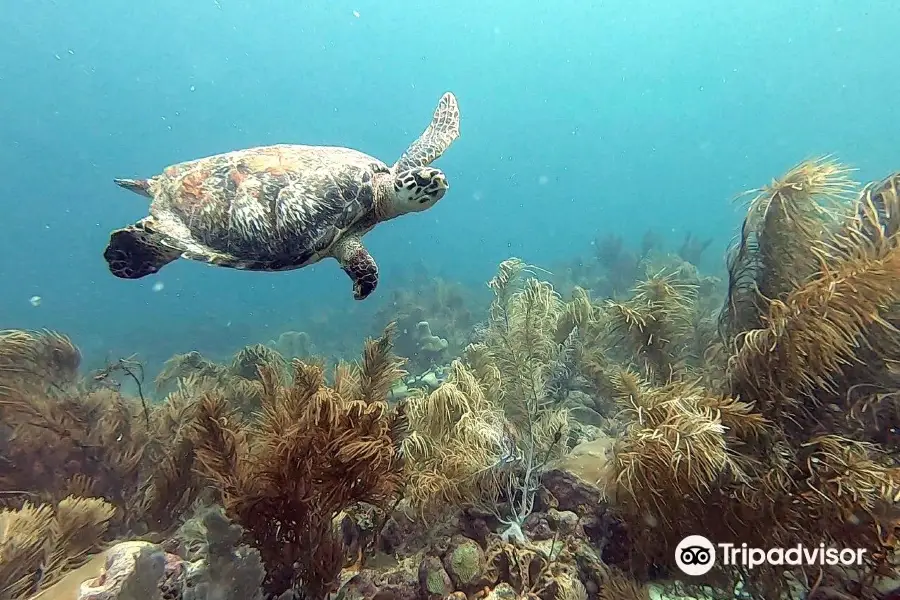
7;2;900;600
2;0;898;371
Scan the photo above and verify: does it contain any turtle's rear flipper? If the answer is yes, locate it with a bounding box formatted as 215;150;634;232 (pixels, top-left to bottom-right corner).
114;178;152;198
104;222;180;279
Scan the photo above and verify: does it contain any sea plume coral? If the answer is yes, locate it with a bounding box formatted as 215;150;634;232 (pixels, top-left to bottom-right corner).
728;165;900;430
0;329;81;393
0;496;116;600
719;156;858;341
403;259;586;543
190;325;407;599
402;359;508;519
595;161;900;598
0;331;158;522
605;271;698;384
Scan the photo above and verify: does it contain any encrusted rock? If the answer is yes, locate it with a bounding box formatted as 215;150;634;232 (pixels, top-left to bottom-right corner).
419;555;454;599
373;578;419;600
542;468;603;513
78;541;183;600
483;582;518;600
366;556;421;600
339;572;380;600
442;536;485;590
523;513;554;541
542;436;614;513
549;509;581;536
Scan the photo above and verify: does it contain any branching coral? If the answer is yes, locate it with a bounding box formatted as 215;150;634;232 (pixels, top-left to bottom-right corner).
719;156;858;341
605;271;699;384
403;259;587;543
0;329;81;393
0;358;152;521
607;374;764;532
135;390;203;533
590;161;900;598
154;343;290;418
190;325;407;599
470;259;578;541
0;496;116;600
0;330;206;539
154;351;229;394
728;167;900;429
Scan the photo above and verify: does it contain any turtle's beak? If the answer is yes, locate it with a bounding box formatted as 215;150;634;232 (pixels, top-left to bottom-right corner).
434;173;449;190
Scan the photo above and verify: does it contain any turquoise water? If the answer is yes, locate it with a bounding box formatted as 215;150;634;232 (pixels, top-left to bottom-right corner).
1;0;898;368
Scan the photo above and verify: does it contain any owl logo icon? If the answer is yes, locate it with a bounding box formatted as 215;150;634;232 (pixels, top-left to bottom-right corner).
675;535;716;576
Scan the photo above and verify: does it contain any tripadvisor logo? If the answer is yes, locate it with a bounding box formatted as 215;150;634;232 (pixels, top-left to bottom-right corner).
675;535;867;577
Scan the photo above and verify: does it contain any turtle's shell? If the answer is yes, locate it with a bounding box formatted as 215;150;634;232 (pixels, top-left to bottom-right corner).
148;144;388;267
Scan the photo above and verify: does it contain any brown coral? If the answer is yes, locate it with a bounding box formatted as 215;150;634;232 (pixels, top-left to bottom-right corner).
0;496;116;600
0;329;206;539
190;325;407;598
594;161;900;598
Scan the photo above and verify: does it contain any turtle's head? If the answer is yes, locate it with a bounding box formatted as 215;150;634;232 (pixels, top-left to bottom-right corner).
388;167;448;216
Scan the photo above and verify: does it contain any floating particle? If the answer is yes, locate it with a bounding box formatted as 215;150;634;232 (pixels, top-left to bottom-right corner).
29;296;41;307
538;175;549;185
190;85;195;92
352;10;360;17
152;281;165;292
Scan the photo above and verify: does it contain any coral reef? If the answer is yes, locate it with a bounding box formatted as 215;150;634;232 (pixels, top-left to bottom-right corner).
383;158;900;599
8;157;900;600
592;159;900;598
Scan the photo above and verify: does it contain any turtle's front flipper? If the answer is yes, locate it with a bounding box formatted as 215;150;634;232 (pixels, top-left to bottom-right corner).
103;219;181;279
332;235;379;300
392;92;461;173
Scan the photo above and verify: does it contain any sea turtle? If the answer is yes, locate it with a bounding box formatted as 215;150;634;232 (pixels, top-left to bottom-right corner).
103;92;460;300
